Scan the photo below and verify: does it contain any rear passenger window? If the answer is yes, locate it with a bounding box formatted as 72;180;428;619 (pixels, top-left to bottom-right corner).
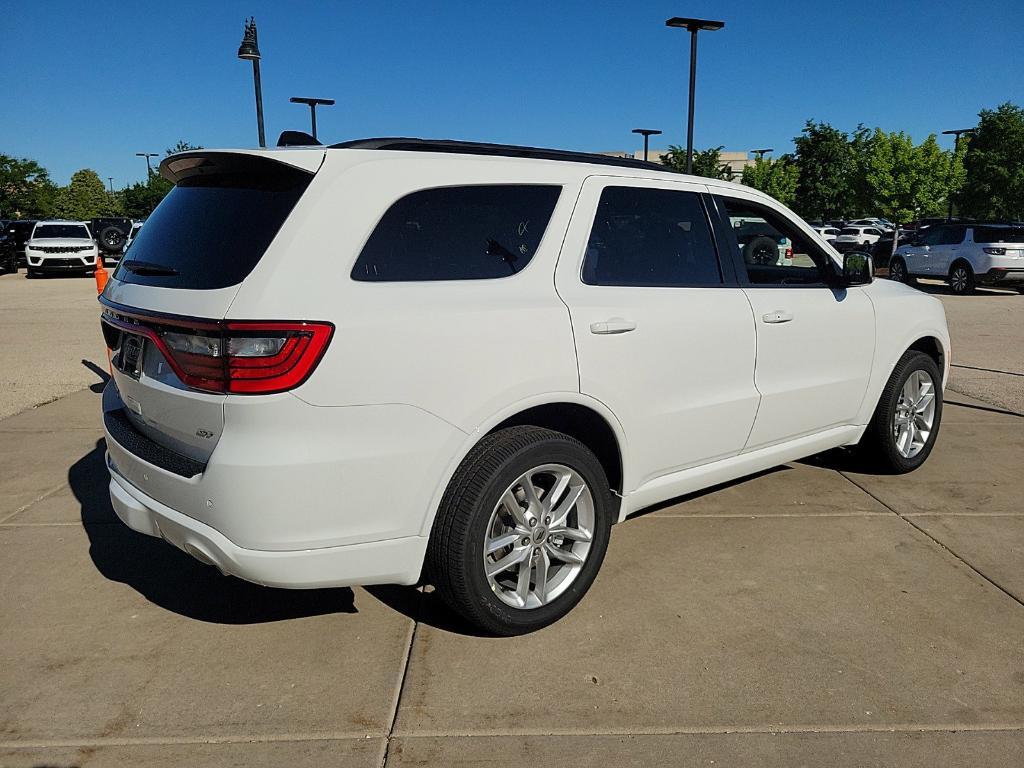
351;185;561;281
582;187;721;286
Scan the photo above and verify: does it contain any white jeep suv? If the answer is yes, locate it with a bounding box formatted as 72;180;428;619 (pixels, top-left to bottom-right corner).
890;222;1024;294
25;221;99;278
100;140;950;635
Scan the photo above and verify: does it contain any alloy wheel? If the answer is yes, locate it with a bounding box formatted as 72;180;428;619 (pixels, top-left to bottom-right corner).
951;267;969;293
483;463;594;610
892;370;936;459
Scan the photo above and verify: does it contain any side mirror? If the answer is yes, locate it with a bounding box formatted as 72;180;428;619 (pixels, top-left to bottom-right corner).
840;251;873;286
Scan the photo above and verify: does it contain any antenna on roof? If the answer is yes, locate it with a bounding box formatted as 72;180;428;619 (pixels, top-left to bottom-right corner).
277;130;322;147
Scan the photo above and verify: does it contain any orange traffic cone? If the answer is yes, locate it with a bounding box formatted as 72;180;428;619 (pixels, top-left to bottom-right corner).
94;258;109;295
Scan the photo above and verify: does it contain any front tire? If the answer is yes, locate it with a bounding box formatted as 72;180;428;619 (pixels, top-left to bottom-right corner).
889;257;909;284
859;350;942;473
428;426;614;635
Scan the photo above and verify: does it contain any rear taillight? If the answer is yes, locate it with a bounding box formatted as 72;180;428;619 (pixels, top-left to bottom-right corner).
983;247;1006;255
102;312;333;395
785;247;793;260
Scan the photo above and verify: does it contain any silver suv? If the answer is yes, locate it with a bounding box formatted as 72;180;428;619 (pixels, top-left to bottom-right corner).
891;223;1024;294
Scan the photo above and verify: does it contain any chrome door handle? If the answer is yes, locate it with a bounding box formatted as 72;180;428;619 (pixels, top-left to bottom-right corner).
761;310;793;324
590;319;637;335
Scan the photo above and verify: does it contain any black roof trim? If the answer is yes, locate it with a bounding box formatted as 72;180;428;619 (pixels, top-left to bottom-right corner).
328;137;670;171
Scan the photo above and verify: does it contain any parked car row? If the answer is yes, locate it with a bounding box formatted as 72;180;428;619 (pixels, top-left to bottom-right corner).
0;218;143;276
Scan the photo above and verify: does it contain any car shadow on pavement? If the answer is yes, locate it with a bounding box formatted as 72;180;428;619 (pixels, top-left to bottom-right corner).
81;358;110;393
71;440;358;625
366;584;499;638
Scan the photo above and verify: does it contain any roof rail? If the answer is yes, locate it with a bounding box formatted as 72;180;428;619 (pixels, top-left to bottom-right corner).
328;137;670;171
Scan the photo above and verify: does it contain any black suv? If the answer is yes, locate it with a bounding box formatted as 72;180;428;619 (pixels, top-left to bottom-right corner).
90;217;134;257
4;220;36;268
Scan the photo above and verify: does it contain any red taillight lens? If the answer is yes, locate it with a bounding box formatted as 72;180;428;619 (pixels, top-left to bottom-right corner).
221;321;333;393
101;311;333;395
785;247;793;259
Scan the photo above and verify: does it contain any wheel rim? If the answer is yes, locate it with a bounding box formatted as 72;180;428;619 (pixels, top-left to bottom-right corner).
483;463;594;610
753;245;774;264
891;262;904;281
951;268;968;292
892;370;936;459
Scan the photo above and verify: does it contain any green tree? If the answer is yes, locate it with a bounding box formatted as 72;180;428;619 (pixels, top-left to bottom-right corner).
0;154;58;219
660;145;734;180
957;102;1024;220
741;155;800;207
52;169;117;220
792;121;855;220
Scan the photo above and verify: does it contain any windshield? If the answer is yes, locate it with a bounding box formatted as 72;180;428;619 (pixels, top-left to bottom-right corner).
33;224;91;239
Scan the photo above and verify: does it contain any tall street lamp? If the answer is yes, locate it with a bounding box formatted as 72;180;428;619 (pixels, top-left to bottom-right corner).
941;128;975;221
290;97;335;141
237;17;266;148
751;148;774;161
666;17;724;175
135;152;158;177
107;177;114;193
632;128;662;162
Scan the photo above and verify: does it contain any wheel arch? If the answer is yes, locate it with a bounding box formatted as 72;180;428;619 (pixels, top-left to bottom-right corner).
949;257;974;276
419;394;628;538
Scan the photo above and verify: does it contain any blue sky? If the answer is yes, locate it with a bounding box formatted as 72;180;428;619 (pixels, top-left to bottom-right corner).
3;0;1022;186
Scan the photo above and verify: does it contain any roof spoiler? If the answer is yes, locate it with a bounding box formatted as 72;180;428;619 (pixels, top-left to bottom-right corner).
277;130;322;147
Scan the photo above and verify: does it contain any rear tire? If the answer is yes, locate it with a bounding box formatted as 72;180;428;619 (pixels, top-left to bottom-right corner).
427;426;614;636
949;261;975;295
858;350;942;473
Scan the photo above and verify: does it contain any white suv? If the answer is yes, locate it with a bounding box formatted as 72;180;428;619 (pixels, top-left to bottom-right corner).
890;223;1024;294
834;225;884;251
25;221;100;278
100;141;950;634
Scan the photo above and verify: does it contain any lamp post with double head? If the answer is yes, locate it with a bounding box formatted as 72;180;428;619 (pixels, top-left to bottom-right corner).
135;152;158;178
238;17;266;148
632;128;663;162
941;128;975;221
289;97;335;141
666;16;725;175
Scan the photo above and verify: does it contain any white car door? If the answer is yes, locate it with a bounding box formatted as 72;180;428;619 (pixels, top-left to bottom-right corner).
554;177;760;491
711;192;875;450
901;227;944;274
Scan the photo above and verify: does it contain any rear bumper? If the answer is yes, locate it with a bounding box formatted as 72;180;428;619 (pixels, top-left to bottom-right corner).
978;267;1024;286
108;461;427;588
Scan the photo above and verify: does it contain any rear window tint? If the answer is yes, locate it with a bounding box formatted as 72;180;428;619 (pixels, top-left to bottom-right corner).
351;185;561;281
114;157;311;290
975;226;1024;244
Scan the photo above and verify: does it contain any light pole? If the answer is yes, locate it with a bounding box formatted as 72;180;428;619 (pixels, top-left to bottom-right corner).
135;152;158;178
751;148;774;161
290;97;335;141
632;128;662;162
237;17;266;148
107;177;114;193
941;128;974;222
666;16;724;175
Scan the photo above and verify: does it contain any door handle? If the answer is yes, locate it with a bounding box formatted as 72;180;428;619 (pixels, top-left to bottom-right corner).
590;318;637;335
761;310;793;324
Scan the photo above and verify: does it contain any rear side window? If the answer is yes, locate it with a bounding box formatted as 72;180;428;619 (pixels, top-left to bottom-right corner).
938;226;966;245
582;186;720;286
974;226;1024;244
115;156;312;290
352;185;561;281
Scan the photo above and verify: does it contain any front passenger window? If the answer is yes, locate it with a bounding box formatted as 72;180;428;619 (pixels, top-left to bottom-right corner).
719;198;831;286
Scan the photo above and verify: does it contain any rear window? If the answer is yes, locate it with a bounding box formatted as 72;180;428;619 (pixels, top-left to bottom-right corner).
114;156;311;290
351;185;561;281
841;228;859;235
34;224;91;239
975;226;1024;244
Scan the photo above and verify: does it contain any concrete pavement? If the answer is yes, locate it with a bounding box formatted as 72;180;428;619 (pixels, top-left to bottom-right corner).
1;386;1022;767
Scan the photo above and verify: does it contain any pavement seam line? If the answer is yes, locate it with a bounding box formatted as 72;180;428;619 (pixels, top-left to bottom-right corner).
8;722;1024;749
0;482;68;525
838;472;1024;609
380;589;420;768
